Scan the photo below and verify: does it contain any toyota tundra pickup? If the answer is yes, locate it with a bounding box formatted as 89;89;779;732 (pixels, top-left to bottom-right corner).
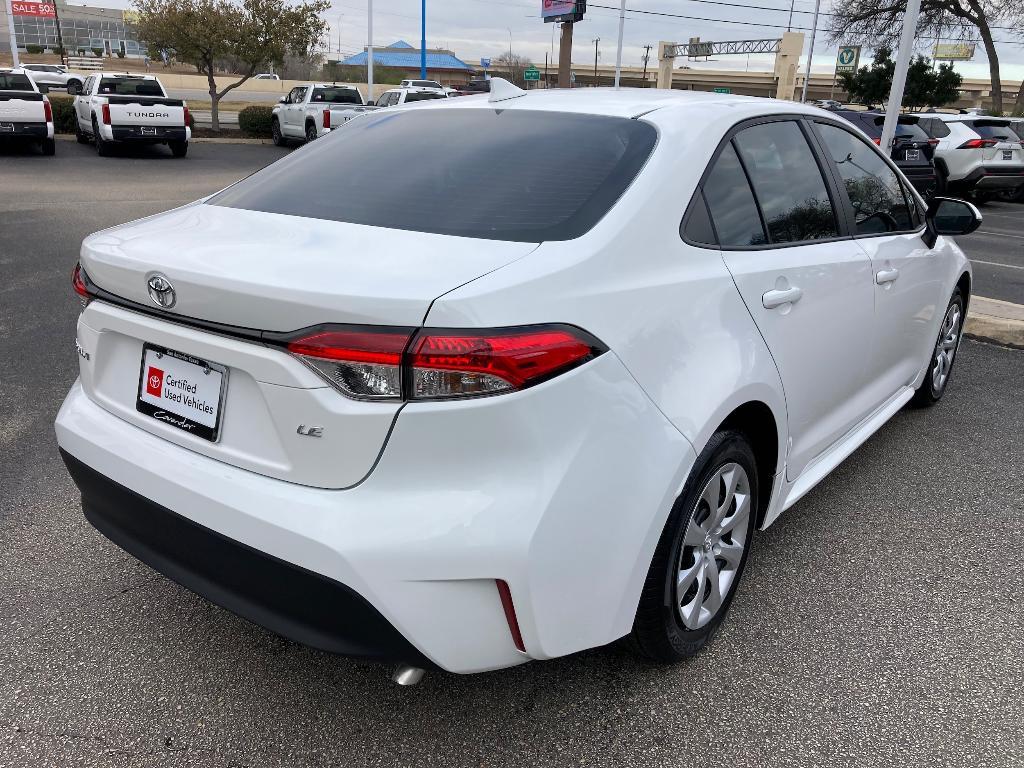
0;68;55;155
271;83;376;146
73;73;190;157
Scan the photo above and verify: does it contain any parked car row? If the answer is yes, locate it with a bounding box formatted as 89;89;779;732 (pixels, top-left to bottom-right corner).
271;82;450;147
828;107;1024;204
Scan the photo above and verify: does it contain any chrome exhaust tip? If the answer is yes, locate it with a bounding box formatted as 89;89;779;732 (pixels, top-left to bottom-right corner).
392;665;426;686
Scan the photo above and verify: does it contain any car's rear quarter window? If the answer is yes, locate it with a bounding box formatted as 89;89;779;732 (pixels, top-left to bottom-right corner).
210;109;658;242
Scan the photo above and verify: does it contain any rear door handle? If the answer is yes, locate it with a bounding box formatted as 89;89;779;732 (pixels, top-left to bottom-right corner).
875;268;900;285
762;286;803;309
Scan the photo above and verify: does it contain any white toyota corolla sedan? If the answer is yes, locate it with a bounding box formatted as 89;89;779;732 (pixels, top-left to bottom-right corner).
56;82;979;678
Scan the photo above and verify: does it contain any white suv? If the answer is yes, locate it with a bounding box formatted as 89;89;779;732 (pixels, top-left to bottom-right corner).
916;114;1024;200
19;63;84;93
373;86;447;107
57;84;979;678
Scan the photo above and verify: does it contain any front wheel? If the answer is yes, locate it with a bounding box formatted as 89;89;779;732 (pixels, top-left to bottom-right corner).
911;287;965;408
169;140;188;158
631;430;759;663
271;118;286;147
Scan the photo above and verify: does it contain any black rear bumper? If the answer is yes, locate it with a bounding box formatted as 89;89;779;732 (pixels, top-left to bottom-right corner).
0;122;48;138
961;165;1024;190
898;165;938;195
111;125;187;142
59;449;430;665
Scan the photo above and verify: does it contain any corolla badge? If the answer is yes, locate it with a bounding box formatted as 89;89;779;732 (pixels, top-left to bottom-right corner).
147;274;176;309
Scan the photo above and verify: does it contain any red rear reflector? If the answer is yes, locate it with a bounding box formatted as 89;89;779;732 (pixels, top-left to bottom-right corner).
928;138;939;145
495;579;526;653
323;109;330;129
43;99;52;122
72;262;89;297
183;105;191;127
101;104;111;125
872;137;881;145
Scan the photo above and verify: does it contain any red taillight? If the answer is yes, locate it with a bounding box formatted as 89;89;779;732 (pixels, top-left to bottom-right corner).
928;138;940;146
43;99;52;123
72;262;89;297
322;109;330;129
101;103;111;125
183;105;190;127
408;327;599;398
958;138;996;149
282;324;605;401
495;579;526;653
286;328;412;400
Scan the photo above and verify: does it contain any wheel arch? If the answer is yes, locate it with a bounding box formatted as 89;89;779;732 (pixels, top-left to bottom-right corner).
956;270;971;313
713;400;780;528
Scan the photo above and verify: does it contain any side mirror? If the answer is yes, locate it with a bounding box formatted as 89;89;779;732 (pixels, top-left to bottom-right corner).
923;196;982;247
365;100;374;106
278;96;286;103
67;82;81;95
38;85;50;94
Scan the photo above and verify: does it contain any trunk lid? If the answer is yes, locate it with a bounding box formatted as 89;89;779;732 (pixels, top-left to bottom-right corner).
0;90;44;122
76;205;536;488
105;97;185;128
80;202;538;330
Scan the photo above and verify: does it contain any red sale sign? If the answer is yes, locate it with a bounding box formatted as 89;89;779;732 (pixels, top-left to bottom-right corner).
11;1;56;17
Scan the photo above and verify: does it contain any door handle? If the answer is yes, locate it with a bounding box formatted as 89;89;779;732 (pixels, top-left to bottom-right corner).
875;268;900;285
762;286;803;309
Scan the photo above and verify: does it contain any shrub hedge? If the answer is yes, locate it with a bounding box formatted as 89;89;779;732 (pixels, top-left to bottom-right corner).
238;105;274;137
47;94;77;134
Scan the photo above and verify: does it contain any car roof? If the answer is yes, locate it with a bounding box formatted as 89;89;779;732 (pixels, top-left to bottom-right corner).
402;85;833;121
98;73;159;80
308;82;358;88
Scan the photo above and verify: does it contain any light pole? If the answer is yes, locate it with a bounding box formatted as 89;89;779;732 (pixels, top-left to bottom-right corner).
337;14;343;59
613;0;625;89
880;0;924;151
592;37;600;84
800;0;822;102
367;0;374;103
420;0;426;80
5;0;19;67
507;27;512;61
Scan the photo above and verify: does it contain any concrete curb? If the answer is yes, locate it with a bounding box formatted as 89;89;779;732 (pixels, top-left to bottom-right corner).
965;296;1024;349
55;133;272;145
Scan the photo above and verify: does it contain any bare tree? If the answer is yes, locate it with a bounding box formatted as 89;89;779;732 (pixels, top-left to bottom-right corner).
828;0;1010;114
494;51;533;88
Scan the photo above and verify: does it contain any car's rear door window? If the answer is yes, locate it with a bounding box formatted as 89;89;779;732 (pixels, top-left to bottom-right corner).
815;122;915;235
733;120;839;244
701;143;767;247
211;109;658;242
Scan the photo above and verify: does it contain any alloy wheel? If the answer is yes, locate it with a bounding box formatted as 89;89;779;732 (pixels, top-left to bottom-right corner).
676;462;751;630
931;303;962;394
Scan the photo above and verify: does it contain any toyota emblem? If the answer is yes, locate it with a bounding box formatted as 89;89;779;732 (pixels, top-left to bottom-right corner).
147;274;176;309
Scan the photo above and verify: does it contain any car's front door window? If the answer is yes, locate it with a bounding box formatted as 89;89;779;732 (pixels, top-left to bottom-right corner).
815;122;915;235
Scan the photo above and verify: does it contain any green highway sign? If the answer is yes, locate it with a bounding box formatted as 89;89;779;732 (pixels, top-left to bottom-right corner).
835;45;861;73
524;66;541;81
713;86;731;94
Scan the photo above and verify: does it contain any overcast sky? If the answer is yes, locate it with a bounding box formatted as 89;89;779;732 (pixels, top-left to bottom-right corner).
73;0;1024;81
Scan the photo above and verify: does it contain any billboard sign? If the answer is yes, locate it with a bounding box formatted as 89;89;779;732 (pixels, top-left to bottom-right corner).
11;1;56;17
542;0;585;23
933;43;975;61
835;46;861;73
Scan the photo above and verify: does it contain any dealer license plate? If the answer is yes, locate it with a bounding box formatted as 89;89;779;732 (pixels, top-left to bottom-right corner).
136;344;227;442
905;149;920;161
140;126;157;136
0;123;13;132
1003;150;1013;160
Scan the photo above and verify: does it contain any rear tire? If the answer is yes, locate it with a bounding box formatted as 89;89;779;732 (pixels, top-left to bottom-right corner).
631;430;759;663
92;117;110;157
39;137;56;156
911;287;965;408
75;122;89;143
271;118;286;147
169;140;188;158
305;122;317;143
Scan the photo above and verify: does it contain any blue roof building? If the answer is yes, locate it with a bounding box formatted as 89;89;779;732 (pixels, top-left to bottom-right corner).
339;40;476;82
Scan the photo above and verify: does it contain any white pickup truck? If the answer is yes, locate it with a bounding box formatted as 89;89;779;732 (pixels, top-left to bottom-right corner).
73;73;190;157
0;68;55;155
271;83;377;146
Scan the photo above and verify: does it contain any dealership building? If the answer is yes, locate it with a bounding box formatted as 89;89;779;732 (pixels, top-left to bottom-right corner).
1;0;144;58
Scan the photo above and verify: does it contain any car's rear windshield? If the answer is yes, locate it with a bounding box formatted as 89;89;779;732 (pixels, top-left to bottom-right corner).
0;73;34;91
210;109;658;242
840;112;929;141
98;77;164;96
408;80;440;88
404;92;446;103
311;86;362;104
965;120;1017;140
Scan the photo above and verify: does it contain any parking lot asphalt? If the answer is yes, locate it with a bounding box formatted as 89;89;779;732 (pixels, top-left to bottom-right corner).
2;144;1023;767
960;200;1024;306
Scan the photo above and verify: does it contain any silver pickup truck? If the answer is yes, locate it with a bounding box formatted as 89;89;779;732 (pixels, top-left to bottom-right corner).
271;83;377;146
73;73;190;157
0;68;55;155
